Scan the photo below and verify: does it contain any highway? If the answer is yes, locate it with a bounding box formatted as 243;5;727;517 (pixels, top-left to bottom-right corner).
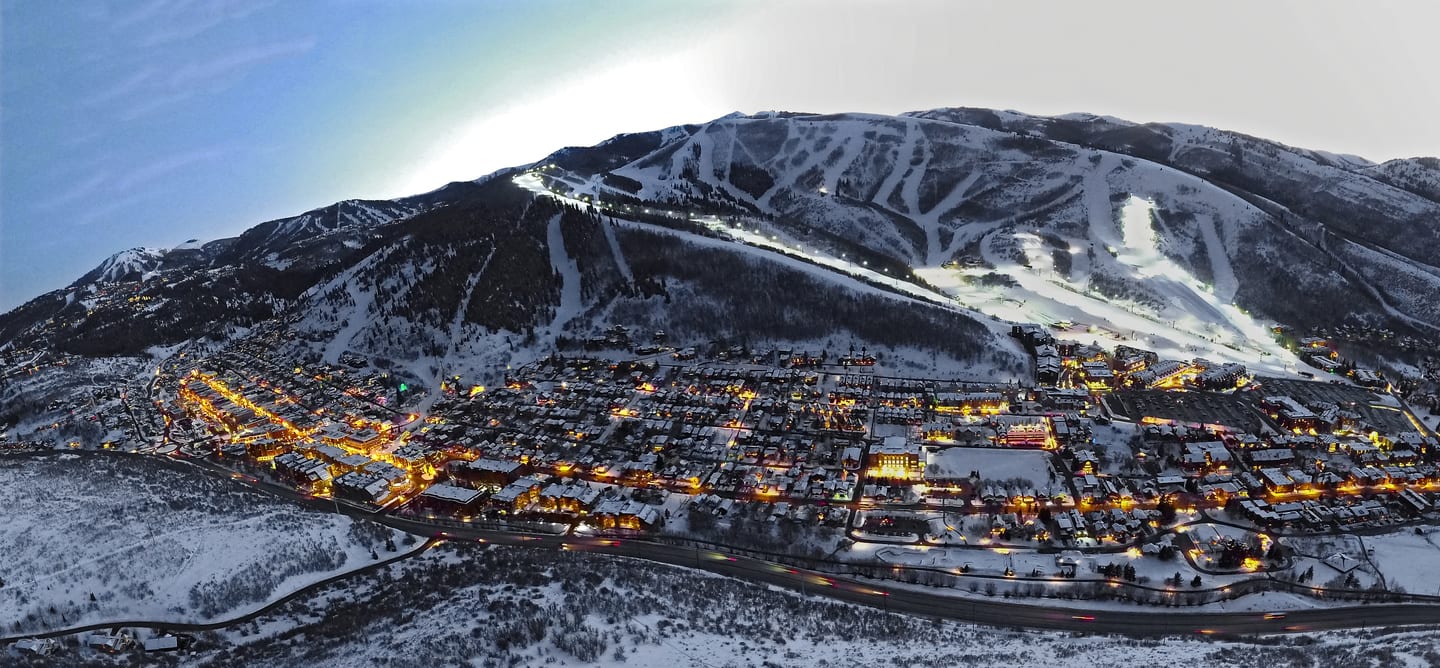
380;522;1440;637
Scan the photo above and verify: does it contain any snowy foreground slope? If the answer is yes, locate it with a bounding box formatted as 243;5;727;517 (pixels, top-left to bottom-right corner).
0;453;407;635
185;543;1437;668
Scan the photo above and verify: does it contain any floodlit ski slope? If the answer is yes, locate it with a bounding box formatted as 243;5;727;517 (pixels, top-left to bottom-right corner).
513;171;972;310
544;212;584;336
513;170;1300;376
921;194;1296;374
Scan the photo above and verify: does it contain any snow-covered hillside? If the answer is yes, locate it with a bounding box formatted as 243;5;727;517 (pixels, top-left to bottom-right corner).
83;247;168;284
522;119;1291;372
538;110;1440;347
284;189;1024;386
0;453;408;634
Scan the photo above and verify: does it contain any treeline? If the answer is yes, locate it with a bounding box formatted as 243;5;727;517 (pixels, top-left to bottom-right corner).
614;227;996;362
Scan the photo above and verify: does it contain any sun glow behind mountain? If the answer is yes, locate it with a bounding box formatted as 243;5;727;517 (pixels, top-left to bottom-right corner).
389;51;729;198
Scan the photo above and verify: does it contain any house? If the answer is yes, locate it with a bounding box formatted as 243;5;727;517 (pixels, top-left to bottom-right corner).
319;423;386;452
1260;468;1295;493
246;438;286;460
1011;324;1055;348
391;443;439;475
1035;354;1062;385
491;477;544;513
12;638;57;656
1262;396;1318;431
1081;362;1115;390
1195;363;1249;390
1246;448;1294;467
85;632;134;653
273;451;333;491
417;483;485;514
334;471;391;504
142;636;180;653
539;482;602;513
1353;369;1386;389
1131;360;1189;388
1040;387;1089;410
332;453;373;474
457;458;529;487
1307;355;1343;374
593;498;662;530
303;443;350;464
368;461;411;489
1113;345;1158;369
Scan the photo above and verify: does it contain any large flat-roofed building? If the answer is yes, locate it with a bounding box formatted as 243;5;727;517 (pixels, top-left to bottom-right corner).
867;436;923;478
1262;396;1318;431
994;415;1053;448
455;458;528;487
933;392;1008;415
417;483;484;514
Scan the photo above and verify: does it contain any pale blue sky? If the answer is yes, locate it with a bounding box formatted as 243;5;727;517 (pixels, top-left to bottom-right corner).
3;0;1439;310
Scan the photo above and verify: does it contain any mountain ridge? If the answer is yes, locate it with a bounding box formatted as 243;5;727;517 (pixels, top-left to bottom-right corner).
4;107;1438;380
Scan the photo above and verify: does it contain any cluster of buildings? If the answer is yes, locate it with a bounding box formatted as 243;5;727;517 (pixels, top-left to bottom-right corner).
155;316;1440;553
1010;324;1252;391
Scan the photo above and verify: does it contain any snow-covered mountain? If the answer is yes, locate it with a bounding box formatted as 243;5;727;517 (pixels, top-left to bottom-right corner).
76;247;169;284
4;108;1438;377
536;109;1440;338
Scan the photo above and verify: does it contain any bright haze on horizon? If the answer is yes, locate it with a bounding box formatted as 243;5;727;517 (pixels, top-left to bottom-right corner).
2;0;1438;310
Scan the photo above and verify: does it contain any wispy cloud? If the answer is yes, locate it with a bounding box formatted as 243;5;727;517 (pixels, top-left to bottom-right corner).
136;0;277;47
35;171;112;211
89;36;317;120
117;89;202;122
111;0;178;30
74;190;161;227
85;67;159;106
113;149;226;191
34;149;227;223
166;36;317;87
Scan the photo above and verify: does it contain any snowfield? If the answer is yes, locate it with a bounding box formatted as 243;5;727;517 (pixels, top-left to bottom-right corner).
1360;529;1440;596
925;447;1054;485
0;453;409;634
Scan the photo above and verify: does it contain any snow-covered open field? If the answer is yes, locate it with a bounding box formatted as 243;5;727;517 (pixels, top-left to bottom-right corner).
925;447;1054;485
0;453;409;634
1360;529;1440;597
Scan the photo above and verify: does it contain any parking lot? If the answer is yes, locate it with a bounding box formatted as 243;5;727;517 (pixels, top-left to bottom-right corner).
1254;377;1416;435
1105;390;1268;432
